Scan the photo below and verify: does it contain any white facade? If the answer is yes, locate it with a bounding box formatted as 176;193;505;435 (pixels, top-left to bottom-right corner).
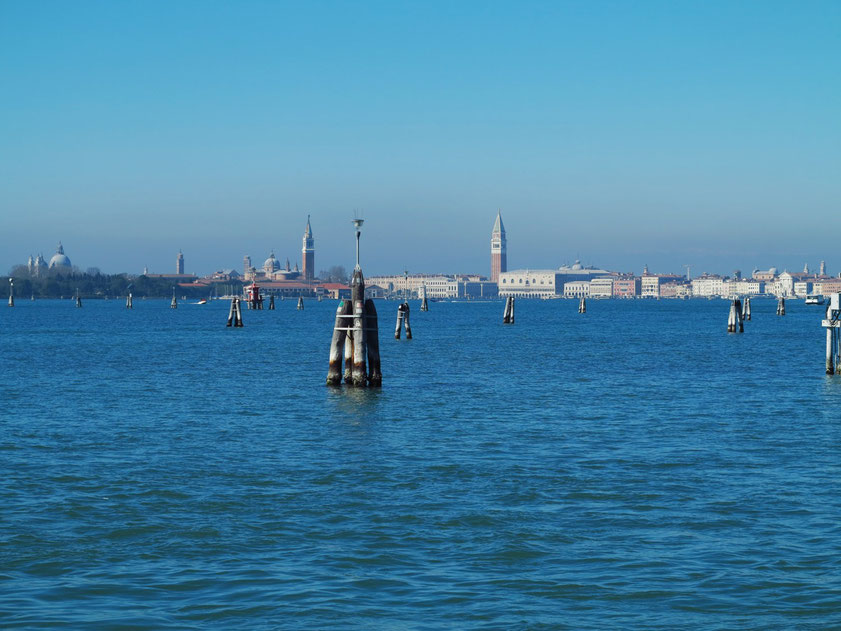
691;276;725;297
367;274;459;298
794;281;812;297
563;281;591;298
641;275;660;298
722;279;765;297
498;270;559;298
589;277;614;298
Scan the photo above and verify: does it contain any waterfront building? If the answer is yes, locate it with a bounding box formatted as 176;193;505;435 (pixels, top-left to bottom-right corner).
243;255;252;277
793;281;812;297
563;281;591;298
589;277;614;298
612;276;640;298
660;282;692;299
263;252;281;275
498;261;610;298
724;279;765;297
691;275;725;297
491;211;507;282
176;250;184;274
302;215;315;282
49;242;72;270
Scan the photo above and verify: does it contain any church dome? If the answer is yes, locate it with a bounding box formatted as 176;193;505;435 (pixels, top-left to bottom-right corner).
571;260;583;270
263;252;280;273
49;242;72;269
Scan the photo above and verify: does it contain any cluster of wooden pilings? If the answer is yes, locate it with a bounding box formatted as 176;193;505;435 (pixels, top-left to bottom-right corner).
824;294;841;374
395;302;412;339
777;297;786;315
326;268;381;387
226;297;244;327
727;298;744;333
503;296;515;324
578;297;586;313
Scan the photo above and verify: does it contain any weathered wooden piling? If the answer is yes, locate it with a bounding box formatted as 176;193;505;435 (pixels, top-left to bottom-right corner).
8;279;14;307
823;294;841;375
365;299;382;386
343;335;354;383
727;299;744;333
318;295;323;302
170;289;177;309
326;300;352;385
403;302;413;339
395;304;403;339
351;270;368;386
578;297;586;313
297;296;304;310
420;285;429;312
777;297;786;316
742;297;751;321
126;293;133;309
268;294;275;310
75;290;82;308
227;297;243;327
503;296;515;324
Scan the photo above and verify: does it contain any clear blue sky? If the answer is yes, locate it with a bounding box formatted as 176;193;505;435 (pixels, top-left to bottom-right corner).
1;0;839;277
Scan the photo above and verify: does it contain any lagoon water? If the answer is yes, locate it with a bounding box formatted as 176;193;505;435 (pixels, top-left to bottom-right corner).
2;298;840;629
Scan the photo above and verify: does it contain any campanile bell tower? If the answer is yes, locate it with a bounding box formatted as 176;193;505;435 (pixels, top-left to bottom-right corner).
491;210;507;282
302;215;315;282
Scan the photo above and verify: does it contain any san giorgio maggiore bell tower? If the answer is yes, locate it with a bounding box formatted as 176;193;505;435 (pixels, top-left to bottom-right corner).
491;210;507;282
302;215;315;282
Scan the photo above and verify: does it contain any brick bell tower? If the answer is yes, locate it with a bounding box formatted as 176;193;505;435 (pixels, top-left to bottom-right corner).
491;210;507;282
302;215;315;282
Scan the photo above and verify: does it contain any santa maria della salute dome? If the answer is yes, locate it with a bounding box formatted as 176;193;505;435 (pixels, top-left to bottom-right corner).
49;242;72;269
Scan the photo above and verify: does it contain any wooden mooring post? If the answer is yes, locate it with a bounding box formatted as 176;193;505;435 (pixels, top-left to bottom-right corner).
742;297;751;321
395;302;413;338
777;297;786;316
727;298;744;333
8;278;14;307
420;284;429;311
326;218;382;387
226;297;243;327
75;289;82;308
268;294;275;310
503;296;515;324
823;294;841;374
126;293;133;309
578;297;586;314
170;288;177;309
297;296;304;310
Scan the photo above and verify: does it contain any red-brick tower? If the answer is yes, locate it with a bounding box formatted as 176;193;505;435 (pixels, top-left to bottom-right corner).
491;210;507;282
302;215;315;282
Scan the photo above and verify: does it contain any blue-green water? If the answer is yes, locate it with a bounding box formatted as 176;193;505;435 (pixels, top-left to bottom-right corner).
2;298;840;629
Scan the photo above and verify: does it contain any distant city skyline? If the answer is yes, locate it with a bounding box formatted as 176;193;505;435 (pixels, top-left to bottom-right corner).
1;1;839;276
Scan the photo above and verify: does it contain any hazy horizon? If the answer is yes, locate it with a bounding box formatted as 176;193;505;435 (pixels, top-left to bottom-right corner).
2;1;839;277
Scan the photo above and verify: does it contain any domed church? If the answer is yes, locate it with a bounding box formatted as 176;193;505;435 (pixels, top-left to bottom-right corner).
49;242;72;270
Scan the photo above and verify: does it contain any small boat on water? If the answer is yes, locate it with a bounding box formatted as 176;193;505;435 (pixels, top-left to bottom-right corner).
805;295;825;305
196;299;208;305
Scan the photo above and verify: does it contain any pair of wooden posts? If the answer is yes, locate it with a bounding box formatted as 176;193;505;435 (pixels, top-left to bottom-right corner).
171;290;177;309
298;296;304;310
578;297;586;313
823;294;841;375
777;297;786;316
327;269;381;387
395;302;412;339
126;293;133;309
227;297;244;327
503;296;515;324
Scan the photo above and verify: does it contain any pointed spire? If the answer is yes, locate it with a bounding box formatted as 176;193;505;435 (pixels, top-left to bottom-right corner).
492;209;505;235
56;241;64;255
305;214;312;237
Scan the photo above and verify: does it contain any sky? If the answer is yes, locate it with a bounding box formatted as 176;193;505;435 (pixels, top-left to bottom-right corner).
1;0;839;277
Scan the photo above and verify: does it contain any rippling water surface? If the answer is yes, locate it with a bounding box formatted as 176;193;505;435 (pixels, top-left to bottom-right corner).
2;298;840;629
